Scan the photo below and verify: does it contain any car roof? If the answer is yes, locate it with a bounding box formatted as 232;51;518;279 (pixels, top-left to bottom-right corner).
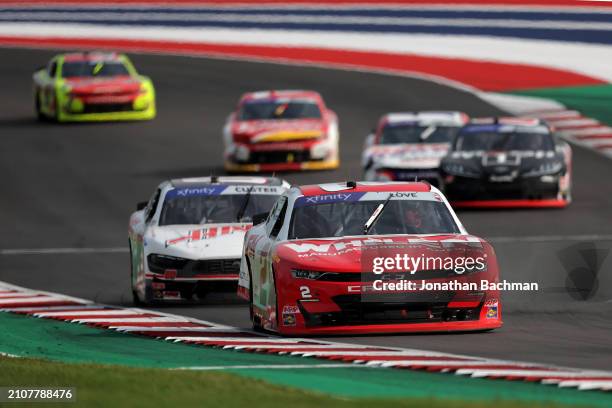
169;176;288;188
298;181;432;196
382;111;469;127
461;117;551;134
62;52;124;62
467;117;546;127
240;90;322;103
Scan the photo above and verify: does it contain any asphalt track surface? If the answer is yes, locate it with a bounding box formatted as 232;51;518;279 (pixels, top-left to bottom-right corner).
1;48;611;371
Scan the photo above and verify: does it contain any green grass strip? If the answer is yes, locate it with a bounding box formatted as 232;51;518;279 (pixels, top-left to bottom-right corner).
509;84;612;126
0;312;610;407
0;355;593;408
0;312;329;368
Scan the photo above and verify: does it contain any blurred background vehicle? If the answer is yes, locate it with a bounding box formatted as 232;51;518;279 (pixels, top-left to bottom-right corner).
33;51;155;122
362;111;469;186
223;90;339;172
440;117;572;208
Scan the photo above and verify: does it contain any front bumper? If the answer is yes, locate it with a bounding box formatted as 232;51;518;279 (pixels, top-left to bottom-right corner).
269;276;501;336
225;157;339;172
225;138;339;172
444;174;568;208
57;94;156;122
279;319;502;335
451;198;568;209
144;278;238;302
144;256;241;301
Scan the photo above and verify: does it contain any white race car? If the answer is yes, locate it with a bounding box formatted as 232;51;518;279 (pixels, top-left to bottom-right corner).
128;176;290;304
362;111;469;186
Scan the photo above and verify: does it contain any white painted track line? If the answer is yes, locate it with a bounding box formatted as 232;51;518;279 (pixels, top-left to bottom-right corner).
0;247;128;255
176;364;367;371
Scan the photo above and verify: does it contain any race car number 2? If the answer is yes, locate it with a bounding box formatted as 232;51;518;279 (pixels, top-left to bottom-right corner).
299;286;312;299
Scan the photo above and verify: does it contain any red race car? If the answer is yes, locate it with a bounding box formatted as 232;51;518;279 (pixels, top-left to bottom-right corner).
238;181;502;335
223;90;339;172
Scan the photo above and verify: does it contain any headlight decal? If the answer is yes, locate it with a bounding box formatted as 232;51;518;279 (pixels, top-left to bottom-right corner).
522;161;563;177
442;162;480;178
291;269;338;280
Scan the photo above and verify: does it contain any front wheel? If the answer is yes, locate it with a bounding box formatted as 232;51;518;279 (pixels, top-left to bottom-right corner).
34;91;45;121
53;96;61;122
132;289;143;306
246;258;263;331
129;241;145;305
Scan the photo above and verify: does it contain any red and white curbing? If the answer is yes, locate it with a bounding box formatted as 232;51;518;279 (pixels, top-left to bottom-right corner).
1;281;611;392
482;93;612;159
538;111;612;157
522;109;612;158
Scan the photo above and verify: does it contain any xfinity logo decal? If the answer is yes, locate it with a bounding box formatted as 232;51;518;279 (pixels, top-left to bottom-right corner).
166;185;227;198
305;193;352;203
295;192;365;208
176;188;217;196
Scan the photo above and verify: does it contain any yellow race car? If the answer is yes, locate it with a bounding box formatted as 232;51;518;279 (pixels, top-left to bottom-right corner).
33;52;155;122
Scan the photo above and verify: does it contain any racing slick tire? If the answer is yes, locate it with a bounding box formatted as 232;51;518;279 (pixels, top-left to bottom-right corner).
34;91;45;121
132;289;143;306
53;96;61;123
247;258;264;332
564;171;573;204
129;241;148;306
272;265;280;332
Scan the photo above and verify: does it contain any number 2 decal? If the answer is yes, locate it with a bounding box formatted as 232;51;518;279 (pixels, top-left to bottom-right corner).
299;286;312;299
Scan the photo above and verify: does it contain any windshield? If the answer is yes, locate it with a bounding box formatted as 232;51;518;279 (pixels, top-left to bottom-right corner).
62;61;130;78
455;128;554;151
380;124;458;144
238;99;322;120
160;193;279;225
289;199;459;239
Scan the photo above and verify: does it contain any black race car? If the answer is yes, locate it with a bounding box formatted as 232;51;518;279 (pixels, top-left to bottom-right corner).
440;117;572;208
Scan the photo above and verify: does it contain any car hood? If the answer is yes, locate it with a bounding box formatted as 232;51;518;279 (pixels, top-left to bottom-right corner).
64;76;141;94
367;143;450;169
275;234;491;273
232;119;326;143
145;223;252;259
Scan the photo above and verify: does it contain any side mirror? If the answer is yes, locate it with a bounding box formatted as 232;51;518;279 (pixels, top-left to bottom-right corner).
252;212;268;225
136;201;147;211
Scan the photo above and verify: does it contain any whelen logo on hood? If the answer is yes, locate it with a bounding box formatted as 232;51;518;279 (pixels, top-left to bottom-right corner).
285;236;482;256
165;225;252;247
286;238;393;256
